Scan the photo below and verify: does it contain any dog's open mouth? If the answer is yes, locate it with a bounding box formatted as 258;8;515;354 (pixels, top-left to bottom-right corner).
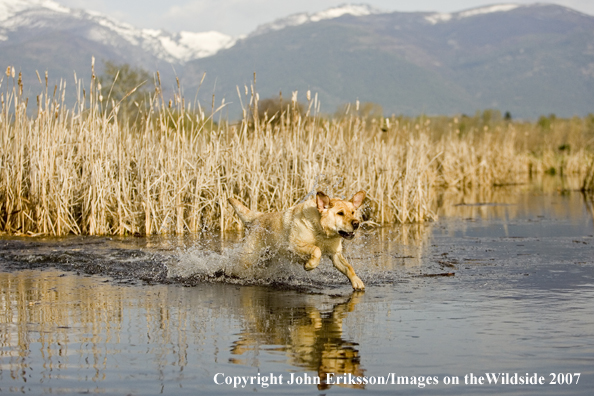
338;230;356;240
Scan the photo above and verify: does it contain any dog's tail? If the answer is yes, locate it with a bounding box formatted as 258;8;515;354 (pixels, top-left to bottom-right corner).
228;198;262;225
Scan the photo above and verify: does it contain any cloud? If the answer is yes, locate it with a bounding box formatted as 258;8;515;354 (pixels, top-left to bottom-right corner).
161;0;287;34
58;0;109;13
560;0;594;15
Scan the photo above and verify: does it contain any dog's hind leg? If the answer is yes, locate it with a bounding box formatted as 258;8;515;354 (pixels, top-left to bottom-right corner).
331;253;365;290
227;229;265;278
240;231;265;270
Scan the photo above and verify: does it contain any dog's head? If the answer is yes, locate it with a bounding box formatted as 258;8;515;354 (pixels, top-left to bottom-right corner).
316;191;366;240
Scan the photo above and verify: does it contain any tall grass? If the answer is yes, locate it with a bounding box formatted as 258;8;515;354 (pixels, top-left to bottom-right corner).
1;68;593;236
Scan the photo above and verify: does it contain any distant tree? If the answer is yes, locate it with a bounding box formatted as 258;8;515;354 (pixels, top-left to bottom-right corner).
586;113;594;134
537;114;556;131
336;101;383;120
480;109;502;126
257;95;305;124
99;60;152;123
504;111;512;121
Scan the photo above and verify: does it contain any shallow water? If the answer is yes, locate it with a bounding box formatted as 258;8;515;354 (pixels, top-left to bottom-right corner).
1;186;593;394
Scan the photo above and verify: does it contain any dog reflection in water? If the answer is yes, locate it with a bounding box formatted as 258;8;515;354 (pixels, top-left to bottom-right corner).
229;289;365;390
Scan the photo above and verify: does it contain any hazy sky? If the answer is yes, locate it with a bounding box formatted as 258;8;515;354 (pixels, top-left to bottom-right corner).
57;0;594;36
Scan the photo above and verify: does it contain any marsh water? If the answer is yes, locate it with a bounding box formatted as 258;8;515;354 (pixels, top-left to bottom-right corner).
1;180;593;395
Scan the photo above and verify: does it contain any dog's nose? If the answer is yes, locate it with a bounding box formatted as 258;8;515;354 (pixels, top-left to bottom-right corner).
352;220;359;230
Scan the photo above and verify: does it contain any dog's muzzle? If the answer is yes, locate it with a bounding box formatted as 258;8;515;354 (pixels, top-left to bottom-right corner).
338;221;359;240
339;230;356;240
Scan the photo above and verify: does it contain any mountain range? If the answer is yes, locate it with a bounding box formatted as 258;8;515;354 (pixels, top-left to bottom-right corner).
1;0;593;118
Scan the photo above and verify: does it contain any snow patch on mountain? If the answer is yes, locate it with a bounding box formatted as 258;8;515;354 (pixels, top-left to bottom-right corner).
424;13;453;24
310;4;378;21
177;31;237;60
459;4;520;18
39;0;69;14
250;3;382;37
79;10;237;62
425;3;521;24
0;0;234;62
0;0;68;21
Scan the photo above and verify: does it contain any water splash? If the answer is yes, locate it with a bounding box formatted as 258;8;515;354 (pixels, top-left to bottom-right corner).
168;241;362;290
0;225;432;290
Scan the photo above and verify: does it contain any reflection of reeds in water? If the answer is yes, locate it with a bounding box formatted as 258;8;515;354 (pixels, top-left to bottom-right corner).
1;68;592;235
582;159;594;197
352;224;431;272
437;175;589;222
584;196;594;226
0;270;204;383
437;186;525;220
576;160;594;223
582;160;594;226
0;270;372;390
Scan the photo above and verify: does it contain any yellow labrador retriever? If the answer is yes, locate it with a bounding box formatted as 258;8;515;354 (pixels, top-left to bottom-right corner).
228;191;366;290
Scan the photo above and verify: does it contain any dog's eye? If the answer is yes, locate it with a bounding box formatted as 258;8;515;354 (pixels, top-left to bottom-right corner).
337;211;344;216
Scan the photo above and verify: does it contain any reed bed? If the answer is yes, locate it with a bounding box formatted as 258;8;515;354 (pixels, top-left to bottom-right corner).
1;68;593;236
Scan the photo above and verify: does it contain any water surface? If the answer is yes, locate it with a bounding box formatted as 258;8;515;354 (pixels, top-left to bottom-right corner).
1;186;593;394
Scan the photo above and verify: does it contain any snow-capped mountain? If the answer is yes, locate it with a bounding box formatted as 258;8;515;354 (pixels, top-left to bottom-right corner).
0;1;387;65
0;0;235;63
182;2;594;118
2;1;594;118
249;4;382;37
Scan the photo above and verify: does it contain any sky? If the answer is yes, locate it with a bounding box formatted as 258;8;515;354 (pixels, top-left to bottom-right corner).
57;0;594;36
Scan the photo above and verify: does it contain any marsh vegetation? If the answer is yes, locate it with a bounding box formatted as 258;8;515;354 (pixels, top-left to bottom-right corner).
1;65;593;236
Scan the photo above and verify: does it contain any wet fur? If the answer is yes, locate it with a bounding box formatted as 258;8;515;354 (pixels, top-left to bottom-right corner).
228;191;366;290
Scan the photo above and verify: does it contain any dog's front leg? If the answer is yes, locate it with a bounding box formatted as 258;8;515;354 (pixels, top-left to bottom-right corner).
331;253;365;290
293;243;322;271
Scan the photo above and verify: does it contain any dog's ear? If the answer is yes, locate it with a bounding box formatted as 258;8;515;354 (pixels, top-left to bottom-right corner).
316;191;330;212
350;191;366;209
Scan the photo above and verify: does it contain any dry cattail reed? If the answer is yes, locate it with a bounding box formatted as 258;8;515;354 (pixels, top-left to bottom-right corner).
0;71;592;236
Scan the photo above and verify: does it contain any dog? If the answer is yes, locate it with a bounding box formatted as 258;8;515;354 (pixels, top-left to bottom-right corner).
228;191;366;290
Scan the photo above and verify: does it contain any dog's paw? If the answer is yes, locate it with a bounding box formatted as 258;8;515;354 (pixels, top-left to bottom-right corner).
351;276;365;291
304;259;319;271
304;251;321;271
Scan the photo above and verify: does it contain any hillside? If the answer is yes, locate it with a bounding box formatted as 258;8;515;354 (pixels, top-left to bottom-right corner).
1;1;594;118
182;4;594;118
